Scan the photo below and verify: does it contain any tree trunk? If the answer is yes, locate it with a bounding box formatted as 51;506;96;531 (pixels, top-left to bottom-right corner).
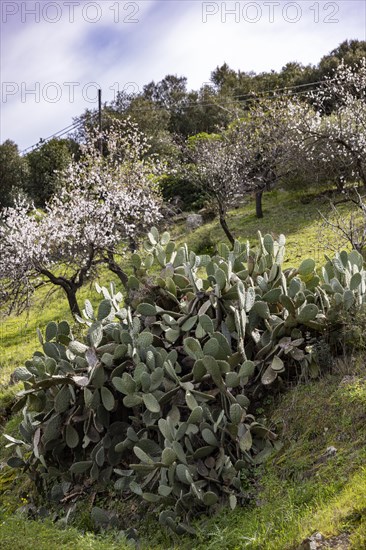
64;285;81;317
218;207;235;247
105;252;129;289
39;267;82;318
256;190;264;219
217;199;235;247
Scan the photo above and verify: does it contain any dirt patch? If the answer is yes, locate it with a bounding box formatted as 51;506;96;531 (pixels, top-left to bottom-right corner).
297;532;350;549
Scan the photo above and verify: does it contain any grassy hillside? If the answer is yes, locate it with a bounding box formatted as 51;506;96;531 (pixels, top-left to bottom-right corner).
1;186;365;549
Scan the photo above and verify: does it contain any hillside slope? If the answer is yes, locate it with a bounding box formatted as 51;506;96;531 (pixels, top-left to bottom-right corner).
0;187;365;549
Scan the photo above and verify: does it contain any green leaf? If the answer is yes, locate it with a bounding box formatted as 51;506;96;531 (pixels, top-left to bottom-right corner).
97;299;112;321
165;328;180;343
45;322;58;342
185;391;198;411
69;340;88;355
136;303;157;316
83;300;94;320
203;338;220;358
115;373;136;395
202;428;218;447
344;289;355;310
166;277;177;297
262;288;282;303
183;337;203;360
202;356;222;386
89;322;103;348
226;371;239;387
271;356;285;372
239;361;255;378
142;393;160;413
158;419;173;441
70;461;92;474
91;507;110;527
160;231;170;245
123;394;143;408
199;314;214;334
222;283;240;301
101;386;115;411
43;342;60;360
192;359;206;382
161;447;177;466
65;424;79;449
142;492;160;503
261;365;277;385
158;484;173;497
245;287;256;312
7;457;26;468
137;331;154;347
252;301;270;320
187;406;203;424
230;403;243;424
297;304;319;323
181;315;198;332
212;332;231;359
350;272;362;291
239;428;252;452
54;385;71;413
128;276;140;290
203;491;219;506
36;328;44;345
236;394;250;409
13;367;32;381
215;268;227;290
134;445;154;464
263;234;274;254
229;494;237;510
131;253;142;269
298;258;316;277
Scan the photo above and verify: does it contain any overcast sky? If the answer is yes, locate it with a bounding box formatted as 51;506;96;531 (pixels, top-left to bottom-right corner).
1;0;365;151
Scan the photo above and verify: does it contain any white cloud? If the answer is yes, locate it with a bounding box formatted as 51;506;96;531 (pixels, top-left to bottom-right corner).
1;0;365;149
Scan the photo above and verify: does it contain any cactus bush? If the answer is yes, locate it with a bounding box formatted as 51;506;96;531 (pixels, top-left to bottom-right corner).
6;228;366;532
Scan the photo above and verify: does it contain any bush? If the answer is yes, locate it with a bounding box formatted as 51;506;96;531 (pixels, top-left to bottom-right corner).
6;229;366;532
159;174;208;211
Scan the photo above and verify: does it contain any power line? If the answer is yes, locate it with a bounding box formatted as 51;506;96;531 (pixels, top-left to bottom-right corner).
21;121;82;155
20;78;329;154
21;113;98;155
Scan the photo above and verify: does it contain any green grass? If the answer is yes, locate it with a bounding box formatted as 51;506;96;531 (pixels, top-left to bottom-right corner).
0;517;132;550
1;184;365;549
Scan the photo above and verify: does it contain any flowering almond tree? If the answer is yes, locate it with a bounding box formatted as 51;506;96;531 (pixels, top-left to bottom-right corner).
296;60;366;188
0;120;162;316
185;99;303;244
228;98;305;218
185;132;250;245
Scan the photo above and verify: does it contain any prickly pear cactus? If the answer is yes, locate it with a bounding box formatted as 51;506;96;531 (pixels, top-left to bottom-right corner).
6;228;365;532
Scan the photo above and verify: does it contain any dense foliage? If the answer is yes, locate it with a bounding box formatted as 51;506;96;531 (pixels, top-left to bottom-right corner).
6;227;366;532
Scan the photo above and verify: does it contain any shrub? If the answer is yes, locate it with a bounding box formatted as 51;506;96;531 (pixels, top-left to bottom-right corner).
159;174;208;211
5;229;366;532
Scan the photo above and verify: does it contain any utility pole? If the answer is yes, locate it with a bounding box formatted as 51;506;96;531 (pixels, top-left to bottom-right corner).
98;89;102;154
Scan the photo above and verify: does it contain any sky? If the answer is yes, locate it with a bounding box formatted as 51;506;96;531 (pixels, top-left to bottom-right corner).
0;0;365;151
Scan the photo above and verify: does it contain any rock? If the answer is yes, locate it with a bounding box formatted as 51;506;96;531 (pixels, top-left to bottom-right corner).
339;375;358;386
325;446;337;457
198;207;216;222
297;538;317;550
186;213;203;231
